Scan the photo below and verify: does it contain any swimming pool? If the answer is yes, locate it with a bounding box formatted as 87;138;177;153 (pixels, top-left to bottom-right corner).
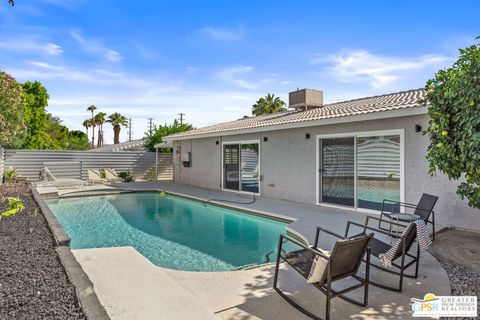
46;192;287;272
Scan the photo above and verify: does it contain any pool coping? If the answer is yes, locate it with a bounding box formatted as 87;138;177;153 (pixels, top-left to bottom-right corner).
29;183;111;320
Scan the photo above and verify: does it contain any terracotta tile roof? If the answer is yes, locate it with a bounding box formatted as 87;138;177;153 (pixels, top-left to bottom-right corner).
166;88;426;140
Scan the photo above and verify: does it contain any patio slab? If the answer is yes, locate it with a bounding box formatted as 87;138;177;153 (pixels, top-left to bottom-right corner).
74;245;450;320
72;246;218;320
430;229;480;274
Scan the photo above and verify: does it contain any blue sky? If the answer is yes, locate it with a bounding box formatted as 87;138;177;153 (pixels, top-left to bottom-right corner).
0;0;478;143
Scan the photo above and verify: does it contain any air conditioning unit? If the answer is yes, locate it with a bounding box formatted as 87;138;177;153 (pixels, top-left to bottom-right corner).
289;88;324;112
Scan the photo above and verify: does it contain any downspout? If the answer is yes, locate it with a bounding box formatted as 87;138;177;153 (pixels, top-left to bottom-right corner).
219;136;223;189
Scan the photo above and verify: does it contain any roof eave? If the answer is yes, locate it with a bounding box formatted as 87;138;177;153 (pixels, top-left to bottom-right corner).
163;106;428;141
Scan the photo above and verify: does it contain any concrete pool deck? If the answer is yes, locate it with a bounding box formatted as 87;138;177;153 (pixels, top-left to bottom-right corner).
73;245;450;320
56;181;453;319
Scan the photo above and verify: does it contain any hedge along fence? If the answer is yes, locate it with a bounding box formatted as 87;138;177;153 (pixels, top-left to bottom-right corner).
3;149;173;181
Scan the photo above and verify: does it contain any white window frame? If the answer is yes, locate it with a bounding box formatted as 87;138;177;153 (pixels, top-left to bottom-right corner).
315;129;405;214
221;139;261;195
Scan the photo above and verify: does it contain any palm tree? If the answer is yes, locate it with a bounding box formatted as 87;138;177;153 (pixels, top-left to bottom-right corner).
82;119;90;136
106;113;128;145
107;113;128;144
87;105;97;147
94;112;106;148
251;93;286;116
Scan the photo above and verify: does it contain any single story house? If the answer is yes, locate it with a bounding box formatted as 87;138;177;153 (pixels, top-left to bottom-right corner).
163;88;479;232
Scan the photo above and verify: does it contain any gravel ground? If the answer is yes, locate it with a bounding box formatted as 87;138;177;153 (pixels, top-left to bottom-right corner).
438;259;479;320
0;182;85;320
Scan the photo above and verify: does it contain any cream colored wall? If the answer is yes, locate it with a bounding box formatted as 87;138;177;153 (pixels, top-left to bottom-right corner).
173;115;480;231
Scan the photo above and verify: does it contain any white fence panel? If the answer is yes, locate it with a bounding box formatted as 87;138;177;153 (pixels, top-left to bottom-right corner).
3;149;173;181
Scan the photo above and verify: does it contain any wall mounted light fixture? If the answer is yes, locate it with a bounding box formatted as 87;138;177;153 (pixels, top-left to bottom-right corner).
216;141;219;145
306;133;311;139
415;124;422;133
263;137;268;142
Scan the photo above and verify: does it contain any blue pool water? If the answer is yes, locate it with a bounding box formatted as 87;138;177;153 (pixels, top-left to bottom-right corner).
46;192;286;272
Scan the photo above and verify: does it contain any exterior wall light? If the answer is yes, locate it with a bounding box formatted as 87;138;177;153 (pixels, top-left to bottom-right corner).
415;124;422;133
306;133;311;139
263;137;268;142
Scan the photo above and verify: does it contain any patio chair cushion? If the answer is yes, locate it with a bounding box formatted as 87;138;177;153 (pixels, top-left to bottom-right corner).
307;248;331;284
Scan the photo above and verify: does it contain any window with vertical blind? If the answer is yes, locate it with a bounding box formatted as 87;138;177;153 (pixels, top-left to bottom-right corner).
318;131;402;211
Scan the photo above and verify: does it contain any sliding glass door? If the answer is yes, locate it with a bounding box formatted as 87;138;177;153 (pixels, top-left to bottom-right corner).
223;144;240;191
319;132;401;211
357;135;400;210
320;137;355;206
223;142;260;193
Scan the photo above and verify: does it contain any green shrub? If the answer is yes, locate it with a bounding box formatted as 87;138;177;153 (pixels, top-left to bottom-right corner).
0;197;25;220
118;171;134;182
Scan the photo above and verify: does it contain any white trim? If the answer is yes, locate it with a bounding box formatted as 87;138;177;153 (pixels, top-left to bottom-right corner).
221;140;261;196
164;106;427;141
315;128;405;212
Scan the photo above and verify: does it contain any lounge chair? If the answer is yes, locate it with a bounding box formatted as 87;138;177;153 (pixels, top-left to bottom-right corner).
274;228;373;320
378;193;438;240
36;167;87;189
104;168;122;183
87;169;107;185
345;216;419;292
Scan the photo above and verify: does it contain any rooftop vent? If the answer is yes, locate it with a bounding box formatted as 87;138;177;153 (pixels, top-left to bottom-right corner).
288;88;323;112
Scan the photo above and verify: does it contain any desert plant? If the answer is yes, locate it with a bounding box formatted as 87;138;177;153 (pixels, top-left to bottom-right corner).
99;168;107;179
0;197;25;219
146;169;157;181
118;171;134;182
4;167;17;183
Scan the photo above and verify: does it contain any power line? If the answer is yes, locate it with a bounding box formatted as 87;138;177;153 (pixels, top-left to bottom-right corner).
178;113;185;125
128;118;132;142
148;117;154;133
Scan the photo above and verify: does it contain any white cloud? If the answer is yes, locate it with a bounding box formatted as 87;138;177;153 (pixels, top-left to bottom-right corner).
0;37;63;55
311;50;451;88
186;66;199;74
28;60;64;70
70;29;122;62
216;66;275;90
200;26;244;41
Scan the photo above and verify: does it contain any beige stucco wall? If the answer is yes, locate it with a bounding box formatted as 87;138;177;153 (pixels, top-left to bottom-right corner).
173;114;480;231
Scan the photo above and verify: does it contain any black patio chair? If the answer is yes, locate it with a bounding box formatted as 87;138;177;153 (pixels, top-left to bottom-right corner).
345;216;419;292
378;193;438;240
273;228;373;320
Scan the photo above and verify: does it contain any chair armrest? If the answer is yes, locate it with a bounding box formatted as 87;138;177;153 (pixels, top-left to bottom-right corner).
313;227;345;247
381;199;419;214
383;199;417;207
279;234;330;260
345;220;402;239
366;215;409;228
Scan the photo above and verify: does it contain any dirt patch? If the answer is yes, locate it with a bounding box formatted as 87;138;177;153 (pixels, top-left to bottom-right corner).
0;182;85;319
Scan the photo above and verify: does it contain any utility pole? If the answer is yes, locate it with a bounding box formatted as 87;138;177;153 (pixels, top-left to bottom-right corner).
178;113;185;125
128;118;132;142
148;117;154;133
